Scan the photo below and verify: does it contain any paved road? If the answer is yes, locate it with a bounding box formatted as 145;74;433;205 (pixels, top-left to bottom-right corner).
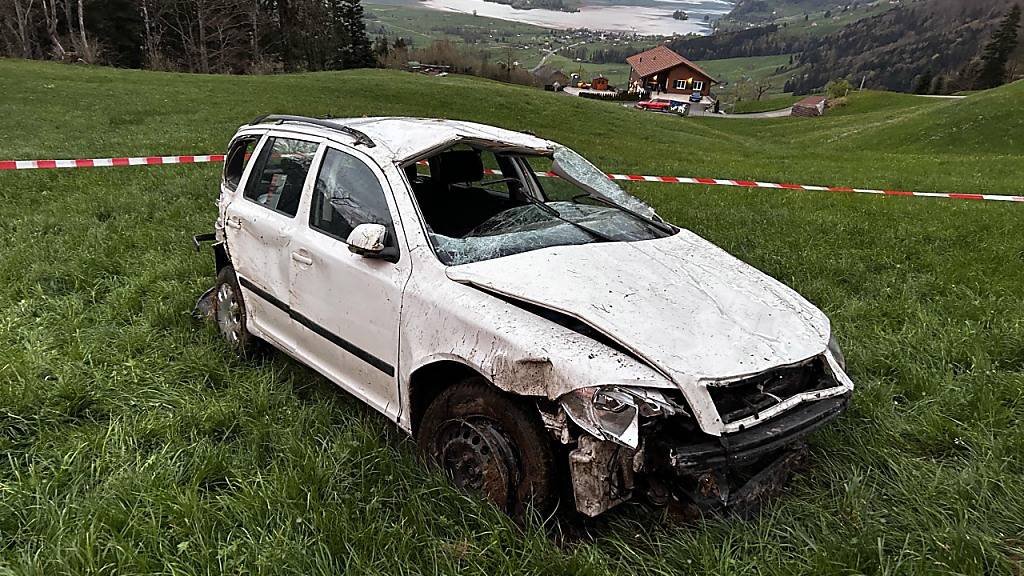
687;107;794;119
530;41;587;73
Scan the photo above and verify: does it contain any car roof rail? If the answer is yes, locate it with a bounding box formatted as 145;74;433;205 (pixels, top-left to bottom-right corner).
248;114;376;148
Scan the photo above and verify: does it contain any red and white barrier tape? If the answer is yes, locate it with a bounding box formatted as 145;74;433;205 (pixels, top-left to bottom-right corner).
603;174;1024;203
0;154;224;170
2;153;1021;204
498;169;1023;203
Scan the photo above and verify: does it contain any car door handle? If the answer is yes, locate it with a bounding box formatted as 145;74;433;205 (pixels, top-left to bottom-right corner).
291;251;313;266
226;217;242;229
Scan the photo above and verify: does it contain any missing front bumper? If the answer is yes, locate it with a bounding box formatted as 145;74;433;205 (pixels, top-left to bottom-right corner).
568;394;850;517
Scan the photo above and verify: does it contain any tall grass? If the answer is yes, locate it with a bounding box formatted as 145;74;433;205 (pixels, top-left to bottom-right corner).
0;60;1022;575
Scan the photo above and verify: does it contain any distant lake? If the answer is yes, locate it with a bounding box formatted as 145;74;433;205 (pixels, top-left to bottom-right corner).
414;0;735;35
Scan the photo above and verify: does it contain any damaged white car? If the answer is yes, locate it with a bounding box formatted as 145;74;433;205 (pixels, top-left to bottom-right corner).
194;115;853;518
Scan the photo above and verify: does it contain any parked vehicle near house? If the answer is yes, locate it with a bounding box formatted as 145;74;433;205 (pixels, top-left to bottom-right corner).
194;115;854;519
635;99;688;115
636;99;673;112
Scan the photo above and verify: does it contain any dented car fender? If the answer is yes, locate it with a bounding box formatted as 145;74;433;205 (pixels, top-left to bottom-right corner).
396;263;673;431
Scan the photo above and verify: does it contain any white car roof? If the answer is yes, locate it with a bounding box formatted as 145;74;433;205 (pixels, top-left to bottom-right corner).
254;116;556;164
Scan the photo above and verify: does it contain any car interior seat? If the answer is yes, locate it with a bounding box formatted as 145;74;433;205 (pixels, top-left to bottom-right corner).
411;148;516;236
275;157;308;215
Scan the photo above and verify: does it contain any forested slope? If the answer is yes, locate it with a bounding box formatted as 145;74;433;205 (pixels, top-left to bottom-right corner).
672;0;1021;93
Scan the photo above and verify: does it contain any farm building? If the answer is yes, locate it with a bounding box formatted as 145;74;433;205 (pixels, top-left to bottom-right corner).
532;65;570;88
626;45;717;99
791;96;828;117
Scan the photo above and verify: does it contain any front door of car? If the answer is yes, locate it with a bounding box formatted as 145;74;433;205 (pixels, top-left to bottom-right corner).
224;134;320;352
288;144;410;420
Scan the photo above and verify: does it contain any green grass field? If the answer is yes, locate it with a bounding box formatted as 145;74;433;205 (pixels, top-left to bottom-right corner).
695;54;792;85
538;53;633;86
1;59;1023;575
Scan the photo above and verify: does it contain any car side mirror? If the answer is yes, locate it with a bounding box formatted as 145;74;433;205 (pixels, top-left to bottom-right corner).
346;223;388;257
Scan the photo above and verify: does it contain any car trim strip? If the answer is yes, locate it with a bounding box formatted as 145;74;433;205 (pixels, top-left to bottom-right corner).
237;276;396;377
238;276;289;312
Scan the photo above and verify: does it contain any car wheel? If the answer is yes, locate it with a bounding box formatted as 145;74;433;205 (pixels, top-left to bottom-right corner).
417;378;557;518
213;266;260;357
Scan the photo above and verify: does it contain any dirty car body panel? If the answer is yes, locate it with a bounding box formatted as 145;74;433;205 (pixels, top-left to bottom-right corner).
197;115;854;518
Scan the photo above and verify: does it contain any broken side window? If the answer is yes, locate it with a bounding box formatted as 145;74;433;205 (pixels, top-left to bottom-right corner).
309;148;395;246
524;155;580;202
223;136;259;191
243;137;318;218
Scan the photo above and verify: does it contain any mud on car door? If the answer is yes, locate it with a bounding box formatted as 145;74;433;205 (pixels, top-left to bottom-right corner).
223;135;320;352
286;143;410;421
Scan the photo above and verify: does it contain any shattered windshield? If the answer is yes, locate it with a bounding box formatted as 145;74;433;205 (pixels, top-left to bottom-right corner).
410;144;674;266
432;202;667;265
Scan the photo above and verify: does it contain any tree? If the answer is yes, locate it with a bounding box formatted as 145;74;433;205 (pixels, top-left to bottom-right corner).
753;79;772;100
329;0;372;69
912;70;933;94
40;0;66;59
4;0;37;58
825;78;851;99
975;4;1021;89
372;34;389;63
75;0;95;62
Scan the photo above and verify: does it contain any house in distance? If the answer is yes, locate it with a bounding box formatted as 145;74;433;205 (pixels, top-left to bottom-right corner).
626;45;717;101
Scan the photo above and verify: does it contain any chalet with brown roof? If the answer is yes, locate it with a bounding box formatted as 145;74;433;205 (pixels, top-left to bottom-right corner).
626;45;717;98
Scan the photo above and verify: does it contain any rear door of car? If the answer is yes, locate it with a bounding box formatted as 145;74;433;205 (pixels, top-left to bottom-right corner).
224;132;322;352
287;142;410;420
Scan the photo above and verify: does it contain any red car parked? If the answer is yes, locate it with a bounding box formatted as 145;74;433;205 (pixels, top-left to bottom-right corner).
635;99;686;115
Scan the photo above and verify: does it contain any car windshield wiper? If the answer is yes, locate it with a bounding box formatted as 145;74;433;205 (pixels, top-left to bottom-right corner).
571;193;676;235
518;195;616;242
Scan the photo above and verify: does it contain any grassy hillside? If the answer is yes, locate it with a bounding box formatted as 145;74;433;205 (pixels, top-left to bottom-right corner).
697;54;790;78
696;54;799;98
0;59;1022;575
730;93;802;113
364;3;557;67
723;0;895;32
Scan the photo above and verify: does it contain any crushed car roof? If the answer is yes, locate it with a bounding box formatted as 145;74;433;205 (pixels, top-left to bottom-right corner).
268;117;556;163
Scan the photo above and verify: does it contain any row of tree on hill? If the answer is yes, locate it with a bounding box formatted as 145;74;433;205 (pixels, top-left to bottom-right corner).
374;37;543;87
671;0;1022;94
0;0;374;73
563;45;636;65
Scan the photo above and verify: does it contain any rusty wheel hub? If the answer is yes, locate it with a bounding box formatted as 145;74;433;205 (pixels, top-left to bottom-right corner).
436;418;519;510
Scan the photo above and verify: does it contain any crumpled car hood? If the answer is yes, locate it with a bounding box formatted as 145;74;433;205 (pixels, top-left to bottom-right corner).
445;230;831;388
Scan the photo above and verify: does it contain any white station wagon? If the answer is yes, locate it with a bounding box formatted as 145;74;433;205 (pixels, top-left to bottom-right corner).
194;115;854;518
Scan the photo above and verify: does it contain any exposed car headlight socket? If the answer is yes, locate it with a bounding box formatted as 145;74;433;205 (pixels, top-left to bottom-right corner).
562;386;688;449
